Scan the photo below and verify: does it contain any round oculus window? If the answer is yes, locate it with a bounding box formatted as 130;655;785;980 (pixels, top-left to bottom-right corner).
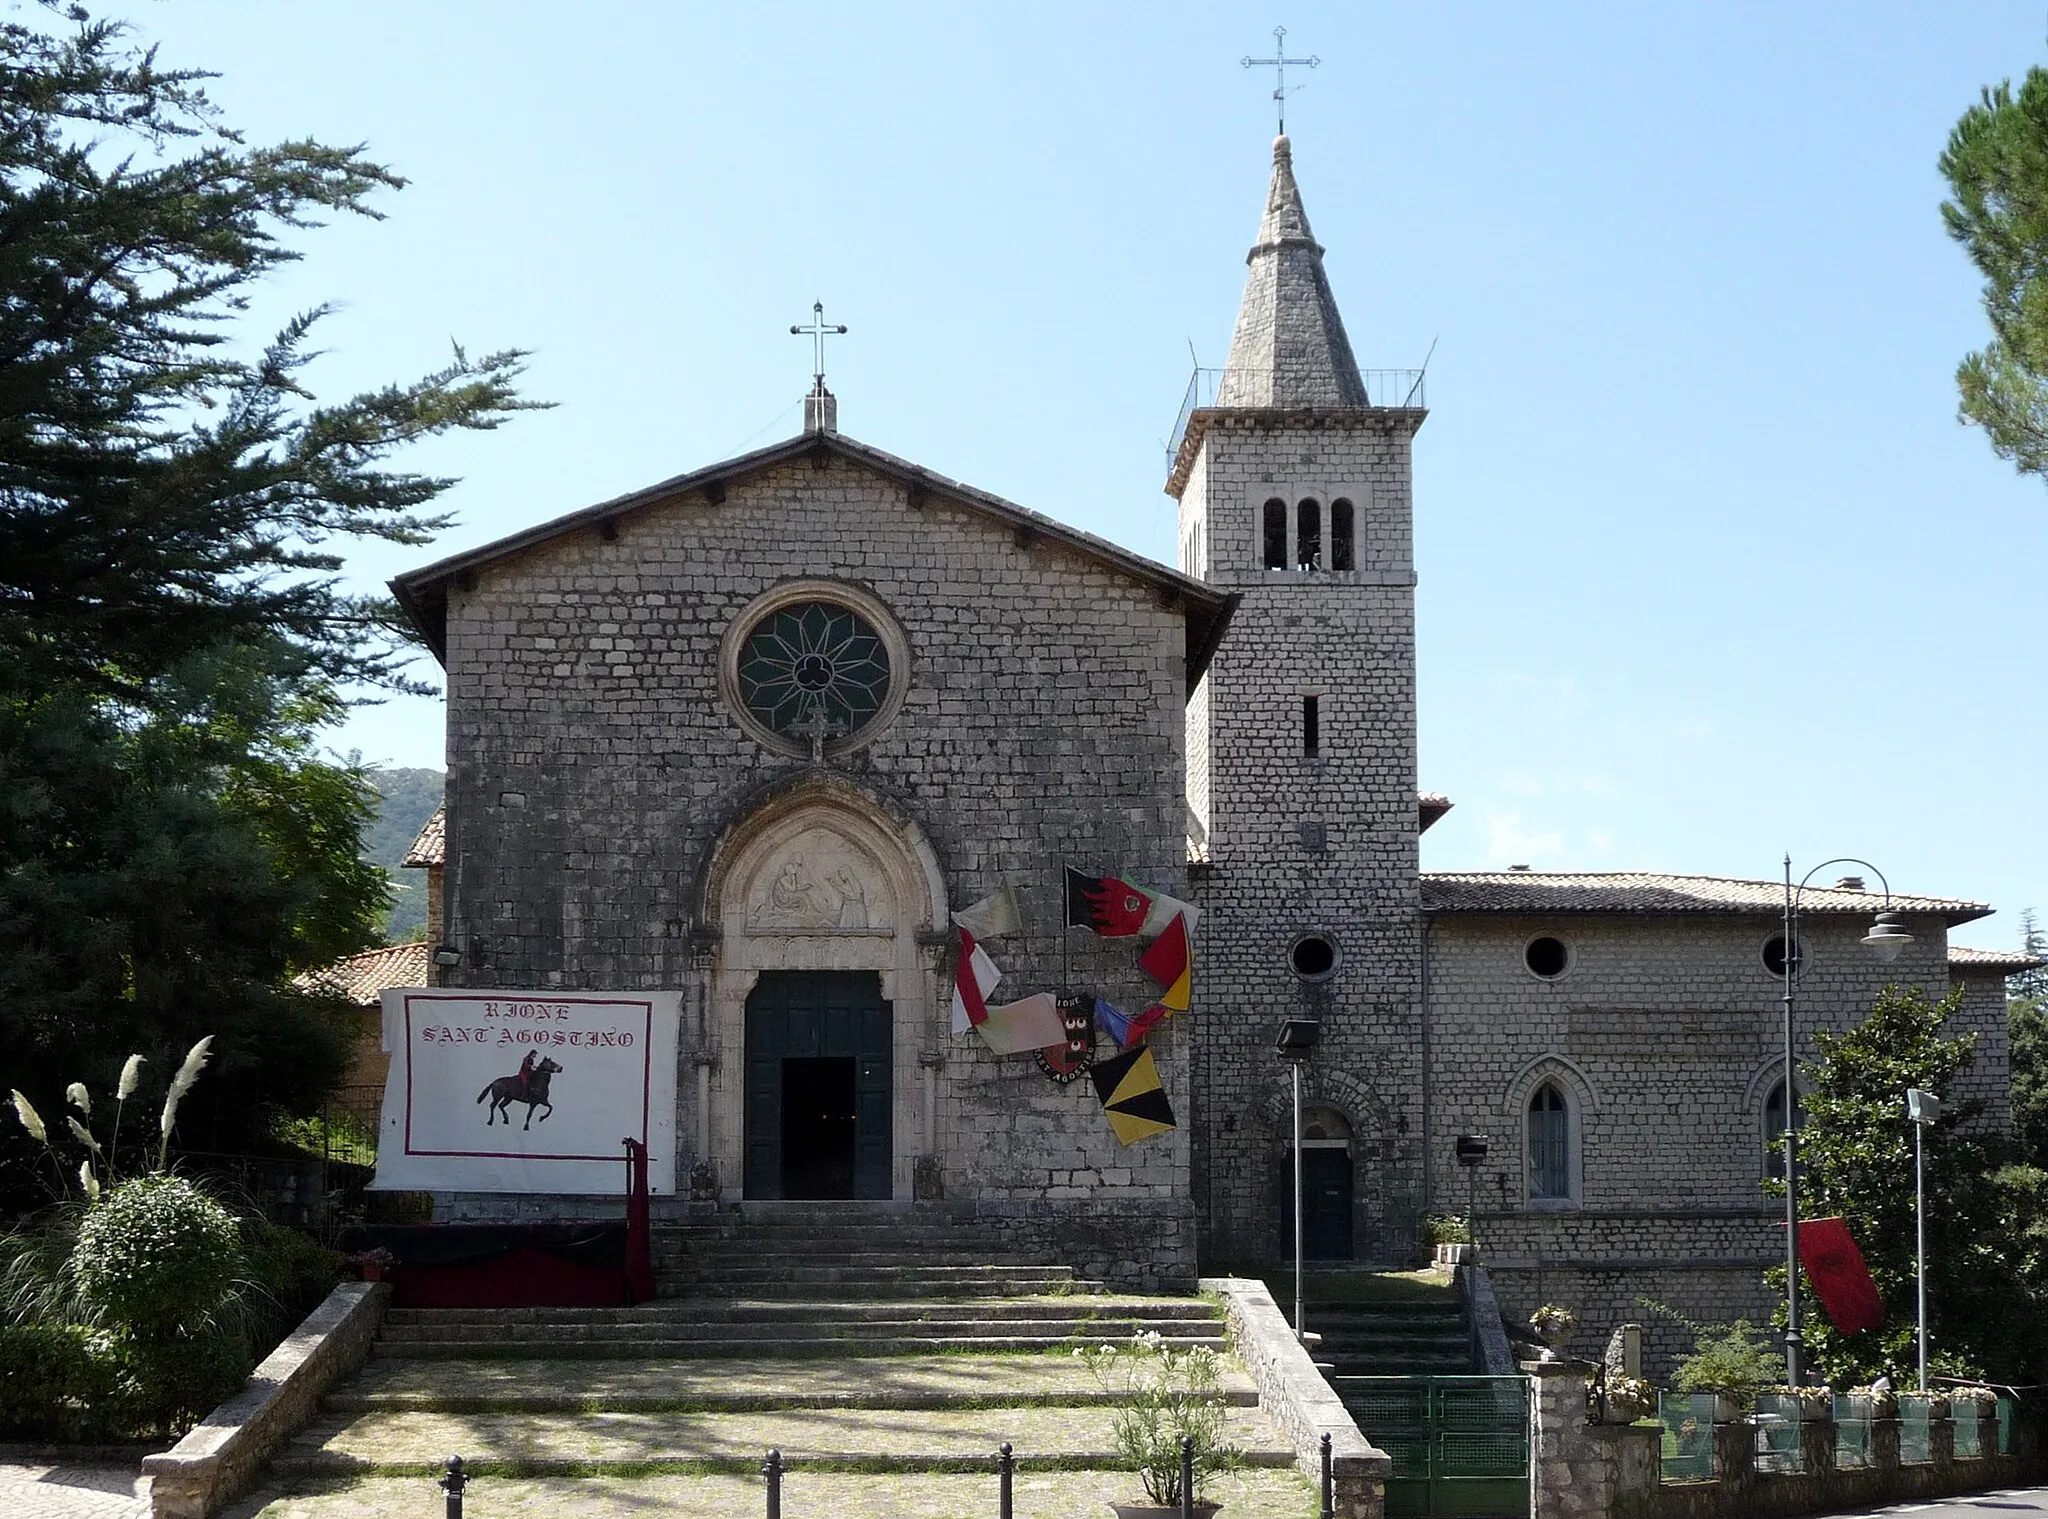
1525;936;1570;979
735;600;893;744
1291;934;1337;980
1763;935;1804;977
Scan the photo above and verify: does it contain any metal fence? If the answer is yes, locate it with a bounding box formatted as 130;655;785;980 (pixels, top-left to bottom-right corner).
1165;366;1430;464
1656;1392;1716;1482
1954;1405;1982;1458
1833;1395;1871;1470
1898;1395;1932;1465
1333;1375;1529;1519
435;1438;1341;1519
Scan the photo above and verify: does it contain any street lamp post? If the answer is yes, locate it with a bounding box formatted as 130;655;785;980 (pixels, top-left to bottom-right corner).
1906;1088;1943;1394
1276;1019;1323;1343
1779;856;1913;1386
1455;1134;1489;1257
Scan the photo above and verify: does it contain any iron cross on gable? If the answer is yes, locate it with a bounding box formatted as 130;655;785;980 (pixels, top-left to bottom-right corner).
791;706;845;763
1242;26;1319;136
790;300;848;392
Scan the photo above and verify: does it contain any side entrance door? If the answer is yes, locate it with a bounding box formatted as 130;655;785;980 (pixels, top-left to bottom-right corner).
744;971;892;1200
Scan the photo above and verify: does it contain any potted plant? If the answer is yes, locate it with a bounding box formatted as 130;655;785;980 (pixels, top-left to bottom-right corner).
1766;1384;1834;1420
1529;1304;1578;1352
1078;1331;1241;1516
346;1246;396;1283
1595;1373;1656;1423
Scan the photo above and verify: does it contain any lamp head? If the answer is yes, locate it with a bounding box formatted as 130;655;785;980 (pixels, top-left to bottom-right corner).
1455;1133;1490;1168
1906;1089;1942;1126
1860;911;1912;963
1275;1018;1322;1059
432;943;462;968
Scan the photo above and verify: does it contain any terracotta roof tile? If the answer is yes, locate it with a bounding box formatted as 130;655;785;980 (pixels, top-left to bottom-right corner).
295;941;431;1006
400;804;444;868
1420;871;1991;925
1948;945;2046;973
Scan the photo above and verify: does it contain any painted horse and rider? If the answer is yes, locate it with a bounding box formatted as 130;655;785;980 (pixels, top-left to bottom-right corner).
478;1049;562;1129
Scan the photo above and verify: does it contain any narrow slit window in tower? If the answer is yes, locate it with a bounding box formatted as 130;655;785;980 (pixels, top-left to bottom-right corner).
1302;695;1320;758
1262;499;1287;569
1297;499;1321;570
1330;499;1355;571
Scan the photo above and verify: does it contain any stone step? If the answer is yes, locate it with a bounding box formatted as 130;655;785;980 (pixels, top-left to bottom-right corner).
274;1402;1294;1476
654;1248;1043;1268
373;1330;1228;1360
378;1315;1225;1347
655;1274;1098;1300
382;1296;1211;1327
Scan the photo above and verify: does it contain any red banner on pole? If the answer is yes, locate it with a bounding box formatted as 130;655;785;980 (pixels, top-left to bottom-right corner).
1799;1216;1884;1334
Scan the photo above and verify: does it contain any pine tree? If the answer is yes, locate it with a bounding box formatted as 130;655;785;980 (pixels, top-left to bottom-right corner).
0;8;532;1199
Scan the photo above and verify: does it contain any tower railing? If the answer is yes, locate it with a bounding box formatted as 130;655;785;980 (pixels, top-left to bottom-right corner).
1166;366;1427;467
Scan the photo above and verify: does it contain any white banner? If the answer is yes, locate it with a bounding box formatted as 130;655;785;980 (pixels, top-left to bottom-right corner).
369;989;679;1196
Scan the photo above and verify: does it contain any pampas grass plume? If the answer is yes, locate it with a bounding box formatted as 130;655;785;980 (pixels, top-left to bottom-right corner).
117;1055;144;1100
159;1035;214;1146
67;1116;102;1154
10;1090;46;1145
66;1082;89;1115
79;1160;99;1203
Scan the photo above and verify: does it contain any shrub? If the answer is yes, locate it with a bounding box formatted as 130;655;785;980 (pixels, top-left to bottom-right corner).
0;1324;124;1440
242;1220;343;1342
112;1329;253;1436
71;1175;242;1337
1421;1213;1470;1246
1673;1319;1781;1409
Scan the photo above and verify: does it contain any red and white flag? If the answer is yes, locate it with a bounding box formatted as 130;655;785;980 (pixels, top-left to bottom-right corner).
951;927;1002;1034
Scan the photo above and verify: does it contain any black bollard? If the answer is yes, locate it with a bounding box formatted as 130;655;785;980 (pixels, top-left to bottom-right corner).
440;1455;467;1519
998;1441;1014;1519
1180;1434;1195;1519
1320;1431;1334;1519
763;1447;783;1519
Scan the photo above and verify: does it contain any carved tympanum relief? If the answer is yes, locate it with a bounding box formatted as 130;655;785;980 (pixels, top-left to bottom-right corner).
743;828;890;933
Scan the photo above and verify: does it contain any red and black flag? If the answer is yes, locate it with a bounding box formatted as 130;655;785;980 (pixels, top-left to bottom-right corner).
1065;869;1200;940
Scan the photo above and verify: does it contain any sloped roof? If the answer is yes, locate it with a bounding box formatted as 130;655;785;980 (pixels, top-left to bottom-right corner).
390;429;1236;695
1420;871;1992;926
1949;945;2045;973
401;803;445;868
295;941;431;1007
1419;793;1453;834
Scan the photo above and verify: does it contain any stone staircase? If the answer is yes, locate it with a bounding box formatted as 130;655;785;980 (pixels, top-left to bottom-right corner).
1294;1267;1481;1378
239;1211;1317;1517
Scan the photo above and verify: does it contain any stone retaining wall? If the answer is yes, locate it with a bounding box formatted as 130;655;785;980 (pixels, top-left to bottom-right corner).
1204;1276;1388;1519
143;1280;390;1519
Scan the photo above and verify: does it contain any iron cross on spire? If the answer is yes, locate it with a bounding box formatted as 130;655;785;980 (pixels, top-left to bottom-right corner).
790;300;848;393
1242;26;1319;135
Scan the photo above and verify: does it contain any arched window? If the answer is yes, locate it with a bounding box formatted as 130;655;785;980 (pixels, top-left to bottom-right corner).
1528;1083;1571;1201
1330;498;1355;571
1297;499;1322;570
1763;1079;1788;1181
1262;499;1287;570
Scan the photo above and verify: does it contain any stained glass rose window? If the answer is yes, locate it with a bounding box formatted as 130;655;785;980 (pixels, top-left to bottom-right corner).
734;600;893;745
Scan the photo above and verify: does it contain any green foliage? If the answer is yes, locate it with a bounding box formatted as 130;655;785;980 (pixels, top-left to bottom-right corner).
1943;66;2048;485
1420;1213;1469;1246
1077;1331;1240;1506
0;1323;123;1440
0;6;531;1198
2012;911;2048;1166
1774;984;2048;1387
70;1175;242;1337
359;767;444;941
1671;1320;1780;1409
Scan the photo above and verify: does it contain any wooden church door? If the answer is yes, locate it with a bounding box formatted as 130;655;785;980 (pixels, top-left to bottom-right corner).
743;971;892;1199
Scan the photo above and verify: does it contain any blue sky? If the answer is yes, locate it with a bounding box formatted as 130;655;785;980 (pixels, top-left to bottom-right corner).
154;2;2047;942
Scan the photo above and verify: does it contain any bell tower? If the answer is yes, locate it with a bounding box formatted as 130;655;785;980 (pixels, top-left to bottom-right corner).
1171;133;1428;1264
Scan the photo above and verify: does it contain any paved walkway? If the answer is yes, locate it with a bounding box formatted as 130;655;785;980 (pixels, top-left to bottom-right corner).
0;1462;149;1519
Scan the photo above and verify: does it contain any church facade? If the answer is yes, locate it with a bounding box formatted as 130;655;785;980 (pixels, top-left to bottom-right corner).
390;135;2029;1359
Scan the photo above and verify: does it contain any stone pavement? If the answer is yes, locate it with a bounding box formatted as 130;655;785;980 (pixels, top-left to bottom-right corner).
0;1461;150;1519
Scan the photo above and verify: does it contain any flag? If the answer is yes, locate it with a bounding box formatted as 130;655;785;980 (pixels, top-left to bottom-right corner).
1094;996;1134;1049
951;928;1001;1034
1065;870;1201;940
1035;995;1097;1084
1137;912;1192;1011
974;993;1069;1056
1799;1216;1884;1335
1090;1045;1176;1146
1126;1004;1172;1043
952;885;1023;940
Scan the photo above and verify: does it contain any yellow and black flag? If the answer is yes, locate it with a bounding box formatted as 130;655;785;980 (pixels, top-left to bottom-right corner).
1089;1044;1176;1146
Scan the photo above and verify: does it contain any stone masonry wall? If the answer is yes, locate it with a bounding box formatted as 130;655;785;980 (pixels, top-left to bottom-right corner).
434;447;1196;1262
1181;411;1427;1268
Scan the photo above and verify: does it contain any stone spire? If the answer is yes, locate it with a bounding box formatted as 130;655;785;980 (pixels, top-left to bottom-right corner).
1216;135;1369;408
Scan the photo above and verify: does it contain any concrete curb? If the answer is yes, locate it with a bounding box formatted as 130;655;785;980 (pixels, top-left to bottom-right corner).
1201;1276;1389;1519
142;1280;390;1519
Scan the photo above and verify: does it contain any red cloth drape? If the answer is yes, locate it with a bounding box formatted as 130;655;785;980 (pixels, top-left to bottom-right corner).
1799;1216;1884;1334
622;1137;655;1304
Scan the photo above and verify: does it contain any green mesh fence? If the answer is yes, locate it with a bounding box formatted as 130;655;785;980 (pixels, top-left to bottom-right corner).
1333;1375;1529;1519
2000;1396;2017;1455
1658;1392;1716;1482
1753;1392;1804;1473
1953;1403;1982;1458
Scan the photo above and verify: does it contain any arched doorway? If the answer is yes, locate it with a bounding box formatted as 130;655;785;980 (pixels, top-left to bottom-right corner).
1285;1106;1355;1260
